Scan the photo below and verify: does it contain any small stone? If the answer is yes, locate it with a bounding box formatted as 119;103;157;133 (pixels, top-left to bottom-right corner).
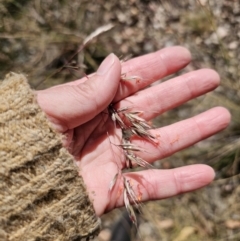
97;229;111;241
216;26;229;39
228;41;238;49
157;219;174;230
199;0;208;5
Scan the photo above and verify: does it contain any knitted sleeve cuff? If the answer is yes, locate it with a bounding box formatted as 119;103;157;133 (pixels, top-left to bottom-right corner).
0;73;101;241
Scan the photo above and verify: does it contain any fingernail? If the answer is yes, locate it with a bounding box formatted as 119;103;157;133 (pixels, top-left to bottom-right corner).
97;53;115;75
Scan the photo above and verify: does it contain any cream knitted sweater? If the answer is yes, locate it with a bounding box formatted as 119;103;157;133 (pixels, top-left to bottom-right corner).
0;73;101;241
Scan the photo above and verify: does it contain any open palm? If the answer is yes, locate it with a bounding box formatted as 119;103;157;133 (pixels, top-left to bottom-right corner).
37;46;230;217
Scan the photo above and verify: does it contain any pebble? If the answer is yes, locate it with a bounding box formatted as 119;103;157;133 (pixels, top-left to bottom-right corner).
228;41;238;49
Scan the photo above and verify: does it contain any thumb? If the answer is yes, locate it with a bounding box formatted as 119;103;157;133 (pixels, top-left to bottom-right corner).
37;53;121;131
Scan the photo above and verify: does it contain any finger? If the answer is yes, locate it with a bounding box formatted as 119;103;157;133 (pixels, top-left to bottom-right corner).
37;54;121;131
116;69;220;120
113;164;215;207
64;46;191;101
130;107;231;163
115;46;191;101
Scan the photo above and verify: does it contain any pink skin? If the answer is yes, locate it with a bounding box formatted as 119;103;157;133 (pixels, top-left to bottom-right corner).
37;46;231;216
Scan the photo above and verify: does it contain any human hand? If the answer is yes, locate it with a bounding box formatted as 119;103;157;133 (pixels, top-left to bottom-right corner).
37;46;230;217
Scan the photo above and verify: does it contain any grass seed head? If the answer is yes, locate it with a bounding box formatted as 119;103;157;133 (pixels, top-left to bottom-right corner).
108;172;119;193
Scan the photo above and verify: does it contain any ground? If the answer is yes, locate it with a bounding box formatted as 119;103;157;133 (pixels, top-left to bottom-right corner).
1;0;240;240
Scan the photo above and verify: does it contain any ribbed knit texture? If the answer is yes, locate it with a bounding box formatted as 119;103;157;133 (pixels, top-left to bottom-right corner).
0;73;101;241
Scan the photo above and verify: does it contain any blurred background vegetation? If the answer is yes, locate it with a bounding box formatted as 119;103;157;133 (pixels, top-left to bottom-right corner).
0;0;239;240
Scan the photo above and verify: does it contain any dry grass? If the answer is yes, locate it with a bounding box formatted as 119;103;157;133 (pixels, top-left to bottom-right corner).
1;0;240;240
